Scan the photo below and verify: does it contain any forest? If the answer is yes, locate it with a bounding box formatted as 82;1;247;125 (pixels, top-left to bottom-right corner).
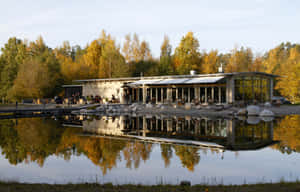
0;30;300;102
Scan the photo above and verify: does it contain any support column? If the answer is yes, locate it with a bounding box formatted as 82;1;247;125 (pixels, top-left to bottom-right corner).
167;120;172;132
137;88;139;102
161;88;163;103
218;87;221;104
188;87;190;103
195;87;199;102
176;88;178;100
199;88;201;103
143;117;146;137
143;86;146;104
167;88;172;104
205;87;207;104
205;119;208;135
150;88;153;102
227;120;235;146
270;78;273;101
226;77;234;104
120;88;125;104
150;118;153;130
269;121;274;140
212;87;214;103
195;120;200;134
156;88;158;104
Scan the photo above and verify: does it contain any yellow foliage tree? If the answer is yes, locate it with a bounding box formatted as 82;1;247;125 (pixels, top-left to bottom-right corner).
225;47;253;73
174;32;201;75
275;46;300;102
201;50;219;74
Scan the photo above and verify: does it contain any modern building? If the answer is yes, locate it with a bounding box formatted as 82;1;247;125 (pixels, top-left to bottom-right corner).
69;72;276;104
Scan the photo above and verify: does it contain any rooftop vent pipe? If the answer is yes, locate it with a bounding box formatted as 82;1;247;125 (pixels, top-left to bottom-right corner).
218;63;224;73
190;70;196;75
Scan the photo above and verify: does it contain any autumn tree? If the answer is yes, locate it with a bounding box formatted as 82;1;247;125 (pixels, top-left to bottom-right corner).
122;34;133;62
99;32;128;78
201;50;219;74
158;35;173;75
0;37;27;98
55;41;83;83
251;56;264;72
262;43;290;75
224;47;253;72
82;30;129;78
174;32;201;75
9;37;63;100
275;45;300;102
82;39;102;78
122;33;155;76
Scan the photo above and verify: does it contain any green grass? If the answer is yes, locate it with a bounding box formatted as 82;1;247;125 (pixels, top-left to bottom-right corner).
0;181;299;192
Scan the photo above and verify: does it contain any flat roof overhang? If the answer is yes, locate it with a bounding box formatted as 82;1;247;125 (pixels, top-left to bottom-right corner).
73;72;279;83
62;85;83;88
127;76;225;87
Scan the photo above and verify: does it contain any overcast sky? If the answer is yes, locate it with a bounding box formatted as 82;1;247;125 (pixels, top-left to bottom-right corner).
0;0;299;57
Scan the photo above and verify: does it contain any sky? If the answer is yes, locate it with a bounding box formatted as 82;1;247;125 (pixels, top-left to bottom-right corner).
0;0;299;57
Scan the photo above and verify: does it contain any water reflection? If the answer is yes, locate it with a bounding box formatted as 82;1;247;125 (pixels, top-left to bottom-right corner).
0;114;299;183
80;115;275;151
272;115;300;154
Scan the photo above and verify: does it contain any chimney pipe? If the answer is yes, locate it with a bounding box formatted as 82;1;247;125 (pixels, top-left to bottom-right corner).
190;70;196;75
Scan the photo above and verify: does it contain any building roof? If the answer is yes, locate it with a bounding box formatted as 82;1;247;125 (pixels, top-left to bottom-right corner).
73;72;278;83
127;76;225;86
62;84;83;88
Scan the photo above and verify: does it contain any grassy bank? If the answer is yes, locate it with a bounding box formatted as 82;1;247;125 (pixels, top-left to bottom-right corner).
0;182;299;192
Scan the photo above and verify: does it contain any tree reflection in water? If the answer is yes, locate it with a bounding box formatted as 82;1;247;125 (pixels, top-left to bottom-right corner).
0;114;299;175
272;115;300;154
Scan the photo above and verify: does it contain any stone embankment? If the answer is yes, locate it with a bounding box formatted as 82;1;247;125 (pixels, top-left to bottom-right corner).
72;102;300;118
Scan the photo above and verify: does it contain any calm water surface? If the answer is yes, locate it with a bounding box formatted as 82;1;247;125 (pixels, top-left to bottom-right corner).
0;114;299;185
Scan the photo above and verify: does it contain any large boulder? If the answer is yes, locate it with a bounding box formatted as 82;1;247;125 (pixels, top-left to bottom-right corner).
146;104;153;108
123;107;129;112
260;116;274;122
237;108;247;116
259;109;275;117
247;116;261;125
237;115;247;121
96;106;104;111
131;106;137;112
247;105;260;116
156;104;162;108
264;102;272;107
71;110;80;115
195;105;201;110
185;103;192;110
131;103;138;108
79;109;88;114
107;107;113;113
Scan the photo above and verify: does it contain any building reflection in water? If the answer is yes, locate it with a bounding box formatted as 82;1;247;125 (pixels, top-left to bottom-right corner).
78;114;276;151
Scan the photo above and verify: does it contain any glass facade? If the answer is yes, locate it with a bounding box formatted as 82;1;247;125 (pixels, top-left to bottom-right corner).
234;76;270;103
124;74;272;104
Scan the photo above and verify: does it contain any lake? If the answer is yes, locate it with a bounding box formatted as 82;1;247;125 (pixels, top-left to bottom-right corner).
0;114;299;185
